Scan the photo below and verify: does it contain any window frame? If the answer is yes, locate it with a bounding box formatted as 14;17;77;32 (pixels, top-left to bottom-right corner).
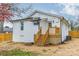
20;21;24;31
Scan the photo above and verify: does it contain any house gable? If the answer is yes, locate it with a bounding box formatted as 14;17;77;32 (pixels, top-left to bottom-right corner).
30;10;61;27
30;10;60;21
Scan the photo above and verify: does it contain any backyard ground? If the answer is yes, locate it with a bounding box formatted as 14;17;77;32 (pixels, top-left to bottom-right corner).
0;38;79;56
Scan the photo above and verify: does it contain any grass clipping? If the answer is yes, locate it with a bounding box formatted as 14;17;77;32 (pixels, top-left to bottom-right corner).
0;49;38;56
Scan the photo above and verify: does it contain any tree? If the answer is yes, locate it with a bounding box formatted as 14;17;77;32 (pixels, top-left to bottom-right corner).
0;3;32;32
70;20;74;31
0;3;12;32
73;16;79;31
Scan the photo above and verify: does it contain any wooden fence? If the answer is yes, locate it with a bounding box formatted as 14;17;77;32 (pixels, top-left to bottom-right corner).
0;32;12;42
69;31;79;38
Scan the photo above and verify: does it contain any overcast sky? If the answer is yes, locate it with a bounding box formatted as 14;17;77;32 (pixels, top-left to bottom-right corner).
5;3;79;27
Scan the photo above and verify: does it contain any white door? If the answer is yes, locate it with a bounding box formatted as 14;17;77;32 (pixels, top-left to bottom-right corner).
61;23;67;42
23;21;35;42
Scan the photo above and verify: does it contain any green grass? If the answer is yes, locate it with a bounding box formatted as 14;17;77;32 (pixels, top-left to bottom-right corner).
0;49;39;56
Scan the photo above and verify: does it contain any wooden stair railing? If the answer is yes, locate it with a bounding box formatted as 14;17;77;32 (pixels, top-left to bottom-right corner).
34;28;41;44
34;27;49;46
42;28;49;45
37;28;49;46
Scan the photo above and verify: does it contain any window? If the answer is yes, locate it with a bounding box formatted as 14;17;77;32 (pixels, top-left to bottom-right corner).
56;22;58;23
20;21;24;31
49;23;52;28
33;17;40;25
53;20;54;23
33;20;39;25
38;17;41;21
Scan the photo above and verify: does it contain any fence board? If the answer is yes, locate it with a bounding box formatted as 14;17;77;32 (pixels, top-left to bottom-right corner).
0;32;12;42
69;31;79;38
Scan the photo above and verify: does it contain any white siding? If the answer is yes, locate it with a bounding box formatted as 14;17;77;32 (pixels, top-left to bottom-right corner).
13;20;38;43
32;13;49;34
13;21;20;41
49;28;55;35
34;25;39;34
40;20;48;34
32;12;60;27
32;13;56;22
61;22;68;42
32;13;53;20
51;18;60;27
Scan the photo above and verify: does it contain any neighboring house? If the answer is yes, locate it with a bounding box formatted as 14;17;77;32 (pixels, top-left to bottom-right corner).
3;26;13;32
11;10;70;45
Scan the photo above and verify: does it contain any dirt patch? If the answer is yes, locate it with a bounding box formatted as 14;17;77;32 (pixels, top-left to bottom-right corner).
0;38;79;56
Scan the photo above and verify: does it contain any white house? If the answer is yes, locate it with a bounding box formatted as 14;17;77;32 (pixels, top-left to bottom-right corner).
48;16;69;44
12;18;35;42
11;17;49;43
30;10;70;44
11;10;70;45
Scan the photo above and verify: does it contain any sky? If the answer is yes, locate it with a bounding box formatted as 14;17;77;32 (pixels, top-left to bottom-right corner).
12;3;79;21
5;3;79;27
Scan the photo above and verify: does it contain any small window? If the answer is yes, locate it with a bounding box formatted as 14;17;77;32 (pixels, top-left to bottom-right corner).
53;20;54;23
49;23;52;28
33;17;40;25
38;17;41;21
56;22;58;23
20;21;24;31
33;20;39;25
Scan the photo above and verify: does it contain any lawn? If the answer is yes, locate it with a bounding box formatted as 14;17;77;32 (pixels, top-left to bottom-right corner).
0;49;39;56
